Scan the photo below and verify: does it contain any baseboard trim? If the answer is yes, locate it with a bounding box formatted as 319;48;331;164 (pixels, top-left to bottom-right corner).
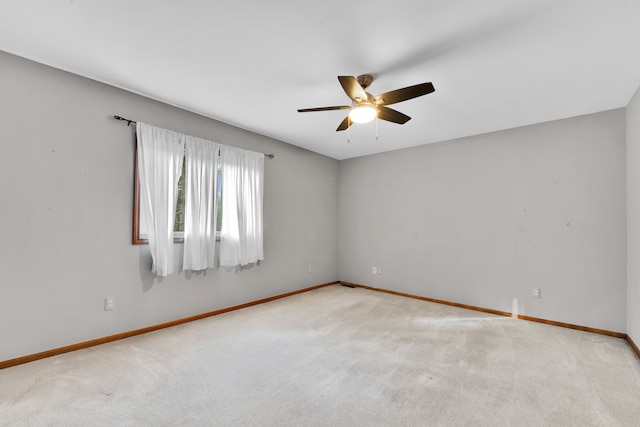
515;314;625;339
628;336;640;359
341;282;627;339
0;281;338;370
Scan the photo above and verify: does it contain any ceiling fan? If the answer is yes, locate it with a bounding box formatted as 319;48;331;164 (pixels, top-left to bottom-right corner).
297;74;435;131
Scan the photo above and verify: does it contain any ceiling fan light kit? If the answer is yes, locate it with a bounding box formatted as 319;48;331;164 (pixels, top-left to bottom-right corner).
297;74;435;137
349;104;377;124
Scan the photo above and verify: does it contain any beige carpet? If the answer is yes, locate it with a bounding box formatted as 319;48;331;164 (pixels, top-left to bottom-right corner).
1;285;639;426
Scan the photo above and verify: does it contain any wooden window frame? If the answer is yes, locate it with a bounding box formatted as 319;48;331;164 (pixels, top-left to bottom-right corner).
132;149;146;244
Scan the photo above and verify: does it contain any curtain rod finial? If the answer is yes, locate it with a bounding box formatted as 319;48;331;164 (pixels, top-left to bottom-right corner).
114;115;135;126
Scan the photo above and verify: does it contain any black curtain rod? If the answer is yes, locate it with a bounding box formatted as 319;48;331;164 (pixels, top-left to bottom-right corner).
113;115;275;159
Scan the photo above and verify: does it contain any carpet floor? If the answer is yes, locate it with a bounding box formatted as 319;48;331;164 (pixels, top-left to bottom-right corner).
1;285;639;426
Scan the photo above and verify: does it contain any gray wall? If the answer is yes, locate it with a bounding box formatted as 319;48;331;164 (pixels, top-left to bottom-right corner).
627;86;640;344
0;52;339;361
338;110;627;333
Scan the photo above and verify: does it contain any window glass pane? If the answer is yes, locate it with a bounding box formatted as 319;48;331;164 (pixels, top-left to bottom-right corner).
173;158;186;232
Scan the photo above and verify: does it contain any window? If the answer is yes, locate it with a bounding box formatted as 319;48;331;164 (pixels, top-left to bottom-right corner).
134;122;264;273
133;156;222;244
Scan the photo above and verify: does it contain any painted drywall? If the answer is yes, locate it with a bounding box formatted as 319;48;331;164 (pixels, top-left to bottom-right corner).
0;51;339;361
627;85;640;344
338;110;627;332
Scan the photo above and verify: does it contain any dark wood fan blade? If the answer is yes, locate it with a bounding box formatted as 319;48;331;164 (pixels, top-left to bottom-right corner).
297;106;350;112
377;106;411;124
375;82;434;106
336;115;352;131
338;76;368;102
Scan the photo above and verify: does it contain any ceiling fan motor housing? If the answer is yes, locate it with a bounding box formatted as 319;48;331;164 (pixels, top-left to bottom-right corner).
357;74;374;90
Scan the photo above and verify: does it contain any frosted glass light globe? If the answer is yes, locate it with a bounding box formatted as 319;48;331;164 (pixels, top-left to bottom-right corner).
349;105;377;123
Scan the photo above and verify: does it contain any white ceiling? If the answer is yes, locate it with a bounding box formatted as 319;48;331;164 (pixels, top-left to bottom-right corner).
2;1;640;160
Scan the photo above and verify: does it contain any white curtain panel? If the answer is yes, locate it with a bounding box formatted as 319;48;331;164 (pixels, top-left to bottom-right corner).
219;145;264;267
183;136;219;271
136;123;185;276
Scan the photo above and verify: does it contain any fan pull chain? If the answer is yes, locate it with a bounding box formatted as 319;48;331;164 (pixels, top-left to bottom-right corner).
347;116;351;143
375;115;379;140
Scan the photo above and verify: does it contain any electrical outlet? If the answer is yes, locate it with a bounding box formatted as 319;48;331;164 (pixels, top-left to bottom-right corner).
104;296;115;311
372;266;377;274
308;266;312;274
532;288;541;299
377;267;382;275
